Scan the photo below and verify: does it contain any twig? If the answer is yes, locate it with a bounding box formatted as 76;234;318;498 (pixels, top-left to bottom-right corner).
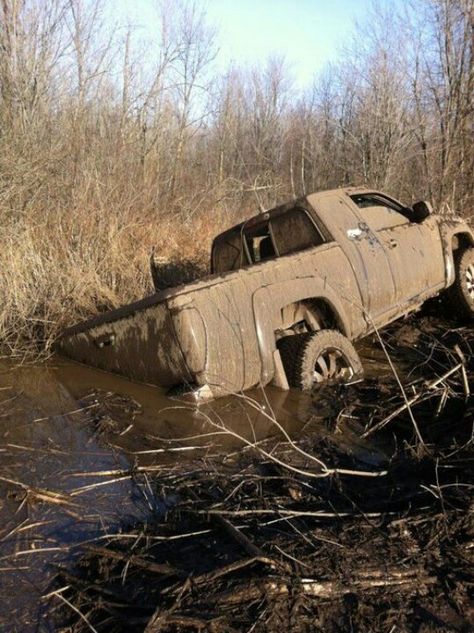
84;545;180;577
49;590;99;633
366;315;426;446
362;362;464;438
214;515;265;558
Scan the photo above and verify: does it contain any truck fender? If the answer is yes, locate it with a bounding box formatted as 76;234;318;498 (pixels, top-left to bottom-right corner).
439;223;474;286
251;277;352;385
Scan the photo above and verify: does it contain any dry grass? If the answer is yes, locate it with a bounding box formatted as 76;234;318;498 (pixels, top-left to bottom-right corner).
0;201;227;357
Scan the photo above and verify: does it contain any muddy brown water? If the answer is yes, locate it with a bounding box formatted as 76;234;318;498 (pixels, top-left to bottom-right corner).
0;342;394;632
0;362;327;630
1;315;469;632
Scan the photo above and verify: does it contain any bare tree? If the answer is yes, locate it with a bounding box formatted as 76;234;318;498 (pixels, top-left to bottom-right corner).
167;0;217;198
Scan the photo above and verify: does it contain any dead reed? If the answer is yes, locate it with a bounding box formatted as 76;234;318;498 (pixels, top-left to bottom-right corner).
49;316;473;633
0;207;215;357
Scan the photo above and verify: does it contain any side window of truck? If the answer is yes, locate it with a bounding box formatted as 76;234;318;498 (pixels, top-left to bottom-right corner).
212;232;249;272
245;229;277;263
350;194;410;231
271;208;325;255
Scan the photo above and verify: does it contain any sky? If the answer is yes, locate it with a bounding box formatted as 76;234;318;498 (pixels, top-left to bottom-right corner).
113;0;392;88
205;0;374;85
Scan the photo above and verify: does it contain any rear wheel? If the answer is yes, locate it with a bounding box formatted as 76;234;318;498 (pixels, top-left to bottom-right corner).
447;248;474;320
277;329;363;390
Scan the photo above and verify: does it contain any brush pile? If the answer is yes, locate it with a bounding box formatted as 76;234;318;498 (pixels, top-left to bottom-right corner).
54;317;474;633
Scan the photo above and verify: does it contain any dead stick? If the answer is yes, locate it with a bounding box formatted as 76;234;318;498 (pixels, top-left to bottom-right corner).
84;545;180;577
0;476;79;507
215;573;437;605
186;556;283;589
194;509;388;518
214;515;265;558
362;362;463;438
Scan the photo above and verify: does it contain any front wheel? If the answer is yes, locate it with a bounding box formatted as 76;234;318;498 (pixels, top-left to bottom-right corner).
447;248;474;320
277;329;363;391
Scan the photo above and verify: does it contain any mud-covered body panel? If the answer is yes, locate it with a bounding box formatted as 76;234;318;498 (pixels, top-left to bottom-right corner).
58;298;192;386
438;218;474;286
170;241;362;396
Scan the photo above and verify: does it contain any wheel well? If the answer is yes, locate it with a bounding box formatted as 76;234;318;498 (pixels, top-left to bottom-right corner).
276;298;342;339
452;233;473;252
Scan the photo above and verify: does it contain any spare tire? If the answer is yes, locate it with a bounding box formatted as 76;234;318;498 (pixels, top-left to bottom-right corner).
277;329;363;390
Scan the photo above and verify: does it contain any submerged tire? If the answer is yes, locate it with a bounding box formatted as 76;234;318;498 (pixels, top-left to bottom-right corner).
447;248;474;320
277;329;363;391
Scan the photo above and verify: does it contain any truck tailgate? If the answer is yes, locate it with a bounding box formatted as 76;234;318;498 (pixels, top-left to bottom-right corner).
57;295;191;387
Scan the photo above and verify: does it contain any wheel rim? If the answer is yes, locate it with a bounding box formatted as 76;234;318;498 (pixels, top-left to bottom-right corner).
313;348;354;383
466;264;474;300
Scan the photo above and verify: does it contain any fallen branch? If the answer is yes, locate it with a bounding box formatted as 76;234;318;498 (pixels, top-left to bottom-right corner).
0;475;79;507
362;362;464;438
215;569;437;605
214;514;265;558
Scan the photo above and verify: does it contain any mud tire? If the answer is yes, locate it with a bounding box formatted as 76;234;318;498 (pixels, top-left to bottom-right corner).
277;329;363;390
447;248;474;320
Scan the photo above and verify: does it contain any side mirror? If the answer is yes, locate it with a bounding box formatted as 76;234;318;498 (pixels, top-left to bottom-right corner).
412;200;433;223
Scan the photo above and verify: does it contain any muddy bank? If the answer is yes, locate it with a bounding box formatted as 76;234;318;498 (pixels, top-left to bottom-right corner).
46;316;473;633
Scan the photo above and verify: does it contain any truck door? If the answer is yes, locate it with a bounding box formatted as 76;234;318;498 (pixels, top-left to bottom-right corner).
348;193;445;306
315;192;397;325
413;215;446;291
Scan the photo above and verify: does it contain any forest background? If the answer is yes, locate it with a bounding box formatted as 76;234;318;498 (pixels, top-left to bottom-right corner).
0;0;472;354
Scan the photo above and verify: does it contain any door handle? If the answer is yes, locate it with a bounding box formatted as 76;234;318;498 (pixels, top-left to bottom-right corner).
94;333;116;348
347;227;363;239
388;239;398;249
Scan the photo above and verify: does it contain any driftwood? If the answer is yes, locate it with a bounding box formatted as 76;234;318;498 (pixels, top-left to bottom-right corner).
214;568;436;605
84;545;180;577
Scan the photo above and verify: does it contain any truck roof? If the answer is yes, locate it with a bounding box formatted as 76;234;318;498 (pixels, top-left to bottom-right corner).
215;186;373;240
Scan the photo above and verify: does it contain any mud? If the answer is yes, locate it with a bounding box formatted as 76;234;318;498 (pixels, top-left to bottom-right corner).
0;357;315;631
0;315;472;632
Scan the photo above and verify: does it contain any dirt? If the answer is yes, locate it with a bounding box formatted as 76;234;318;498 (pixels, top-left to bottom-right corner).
37;314;473;633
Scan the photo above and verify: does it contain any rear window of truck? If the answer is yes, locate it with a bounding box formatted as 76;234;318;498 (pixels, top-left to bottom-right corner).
272;208;324;256
212;208;325;273
212;231;248;272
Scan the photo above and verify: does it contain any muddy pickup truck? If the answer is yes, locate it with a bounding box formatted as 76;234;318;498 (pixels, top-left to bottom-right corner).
58;187;474;399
